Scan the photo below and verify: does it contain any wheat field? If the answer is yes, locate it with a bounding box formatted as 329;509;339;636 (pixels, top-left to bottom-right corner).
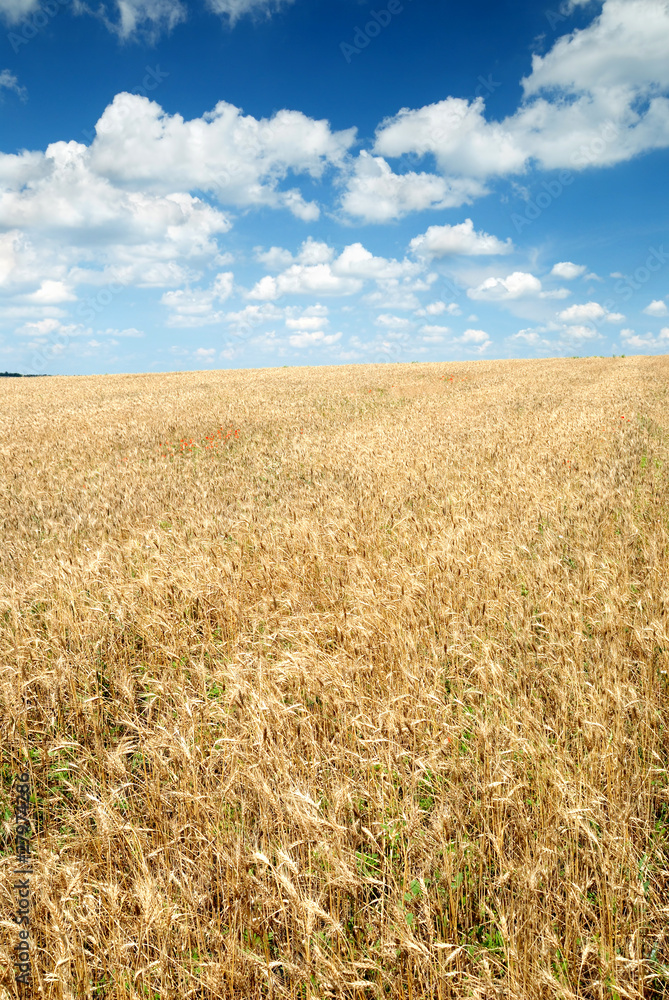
1;356;668;1000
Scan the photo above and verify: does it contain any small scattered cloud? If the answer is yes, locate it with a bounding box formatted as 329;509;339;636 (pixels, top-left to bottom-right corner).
468;271;542;301
621;327;669;350
550;261;587;280
288;329;341;349
340;152;487;223
643;299;668;316
161;272;234;326
0;69;27;102
409;219;513;260
205;0;295;27
558;301;625;323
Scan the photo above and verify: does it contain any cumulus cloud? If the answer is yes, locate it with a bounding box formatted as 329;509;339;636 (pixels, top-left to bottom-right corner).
414;300;461;317
247;241;419;301
374;97;526;179
363;286;422;312
288;329;341;349
562;324;600;340
621;326;669;350
409;219;513;259
88;94;354;217
247;265;361;301
522;0;669;97
23;280;76;304
376;314;414;331
0;138;232;284
558;301;625;322
508;328;554;349
285;305;330;332
372;1;669;185
419;324;451;342
339;151;487;222
458;328;491;347
160;271;234;326
550;261;587;279
643;299;668;316
467;271;542;301
0;95;359;316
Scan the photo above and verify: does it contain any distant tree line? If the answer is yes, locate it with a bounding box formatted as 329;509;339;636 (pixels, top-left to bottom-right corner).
0;372;49;377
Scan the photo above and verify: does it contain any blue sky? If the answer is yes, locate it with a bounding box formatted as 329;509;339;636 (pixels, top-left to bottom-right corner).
0;0;668;375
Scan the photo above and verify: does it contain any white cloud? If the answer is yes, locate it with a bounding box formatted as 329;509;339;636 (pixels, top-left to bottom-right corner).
419;324;451;341
0;95;357;310
15;317;81;338
372;1;669;185
363;287;422;311
254;246;295;271
409;218;513;259
0;0;38;23
0;139;231;269
562;324;599;340
247;242;418;302
0;69;26;101
558;301;606;321
643;299;668;316
89;94;354;217
254;239;334;272
87;0;187;42
414;300;461;317
558;301;625;323
225;302;283;333
339;151;487;222
286;305;330;331
523;0;669;97
508;328;554;348
333;243;419;281
205;0;294;27
374;97;526;179
449;328;491;352
23;280;76;304
247;265;361;301
288;329;341;349
621;326;669;349
376;314;414;330
468;271;542;301
540;288;571;299
0;0;293;39
101;326;144;338
161;271;234;326
459;328;489;344
550;261;587;279
193;347;217;361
